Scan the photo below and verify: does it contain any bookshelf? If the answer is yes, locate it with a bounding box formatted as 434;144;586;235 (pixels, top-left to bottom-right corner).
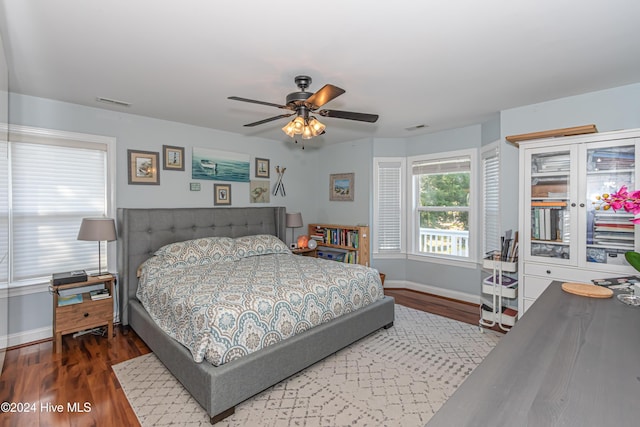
517;128;640;316
308;224;370;266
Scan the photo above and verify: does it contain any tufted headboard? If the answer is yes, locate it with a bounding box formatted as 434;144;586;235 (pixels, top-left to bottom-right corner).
117;206;286;325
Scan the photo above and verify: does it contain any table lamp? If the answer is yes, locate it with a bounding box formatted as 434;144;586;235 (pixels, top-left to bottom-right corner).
77;217;117;275
286;212;303;247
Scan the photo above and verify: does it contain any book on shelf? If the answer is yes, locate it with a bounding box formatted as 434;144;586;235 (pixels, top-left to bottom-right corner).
58;294;83;306
90;289;111;300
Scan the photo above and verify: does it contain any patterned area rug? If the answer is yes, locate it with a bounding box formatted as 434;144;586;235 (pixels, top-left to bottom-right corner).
113;305;501;427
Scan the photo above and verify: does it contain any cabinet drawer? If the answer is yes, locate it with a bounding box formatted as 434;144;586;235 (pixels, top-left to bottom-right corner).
55;298;112;333
523;276;554;300
523;263;598;283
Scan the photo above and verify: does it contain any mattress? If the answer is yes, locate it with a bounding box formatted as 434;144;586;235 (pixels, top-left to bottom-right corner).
137;251;384;366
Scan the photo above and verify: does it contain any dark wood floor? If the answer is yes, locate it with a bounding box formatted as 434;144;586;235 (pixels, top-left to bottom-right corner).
0;289;492;427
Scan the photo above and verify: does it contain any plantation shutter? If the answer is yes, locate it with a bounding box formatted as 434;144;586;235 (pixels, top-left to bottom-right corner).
482;146;500;255
11;140;108;281
0;140;7;283
374;158;405;253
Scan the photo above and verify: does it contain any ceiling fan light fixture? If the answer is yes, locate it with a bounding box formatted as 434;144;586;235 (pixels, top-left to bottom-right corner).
308;116;326;136
292;116;305;133
282;121;297;137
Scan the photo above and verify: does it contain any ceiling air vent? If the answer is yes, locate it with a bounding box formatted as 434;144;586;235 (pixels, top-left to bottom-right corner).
405;124;429;131
96;97;131;107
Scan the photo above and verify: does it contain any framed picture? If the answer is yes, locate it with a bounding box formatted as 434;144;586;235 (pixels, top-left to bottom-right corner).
330;173;354;201
255;158;270;178
214;184;232;205
128;149;160;185
250;180;270;203
192;147;250;182
163;145;185;171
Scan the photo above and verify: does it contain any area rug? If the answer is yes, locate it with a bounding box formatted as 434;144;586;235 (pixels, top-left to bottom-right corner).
113;305;501;427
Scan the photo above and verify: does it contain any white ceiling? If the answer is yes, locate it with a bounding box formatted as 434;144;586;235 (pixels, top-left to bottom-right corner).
1;0;639;145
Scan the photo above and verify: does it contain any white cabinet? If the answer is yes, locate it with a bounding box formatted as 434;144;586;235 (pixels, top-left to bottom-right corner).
517;129;640;316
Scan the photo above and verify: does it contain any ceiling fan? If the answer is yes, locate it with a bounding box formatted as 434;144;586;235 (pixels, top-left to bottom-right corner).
228;75;379;140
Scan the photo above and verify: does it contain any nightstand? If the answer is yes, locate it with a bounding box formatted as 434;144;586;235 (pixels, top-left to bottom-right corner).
291;247;318;257
51;274;115;353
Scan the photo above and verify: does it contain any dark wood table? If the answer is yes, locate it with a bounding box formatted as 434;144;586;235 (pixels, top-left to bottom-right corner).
427;280;640;426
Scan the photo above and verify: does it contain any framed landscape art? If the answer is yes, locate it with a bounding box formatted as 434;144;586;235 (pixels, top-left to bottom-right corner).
128;149;160;185
162;145;185;170
330;173;354;201
192;147;250;182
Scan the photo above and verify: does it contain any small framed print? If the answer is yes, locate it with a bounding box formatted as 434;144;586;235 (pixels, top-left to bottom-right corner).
190;182;201;191
163;145;185;171
128;149;160;185
255;158;270;178
329;173;354;201
214;184;231;206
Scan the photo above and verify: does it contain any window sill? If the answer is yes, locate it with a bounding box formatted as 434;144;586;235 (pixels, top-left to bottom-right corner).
0;279;51;298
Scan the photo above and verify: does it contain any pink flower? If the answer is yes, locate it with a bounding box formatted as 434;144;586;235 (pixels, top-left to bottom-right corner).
596;185;640;221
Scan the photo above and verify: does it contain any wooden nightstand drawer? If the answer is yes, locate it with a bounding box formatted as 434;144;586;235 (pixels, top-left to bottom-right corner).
55;297;112;333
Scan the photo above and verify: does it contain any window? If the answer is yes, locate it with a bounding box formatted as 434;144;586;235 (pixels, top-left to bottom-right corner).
373;158;406;255
481;143;500;255
1;126;115;289
409;149;476;261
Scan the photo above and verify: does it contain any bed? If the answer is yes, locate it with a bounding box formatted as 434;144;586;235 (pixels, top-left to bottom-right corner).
117;207;395;423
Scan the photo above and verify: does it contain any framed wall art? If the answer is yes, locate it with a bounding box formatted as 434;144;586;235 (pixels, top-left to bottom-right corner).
128;149;160;185
255;158;270;178
329;173;354;201
250;180;270;203
214;184;232;206
163;145;185;171
192;147;250;182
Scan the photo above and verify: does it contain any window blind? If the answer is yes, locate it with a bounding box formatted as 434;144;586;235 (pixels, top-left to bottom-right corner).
374;159;404;253
11;141;108;281
412;156;471;175
482;146;500;255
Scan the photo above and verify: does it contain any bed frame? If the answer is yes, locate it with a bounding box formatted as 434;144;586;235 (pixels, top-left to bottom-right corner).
117;207;395;423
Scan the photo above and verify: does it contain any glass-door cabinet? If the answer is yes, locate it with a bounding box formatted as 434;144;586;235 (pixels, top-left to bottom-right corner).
524;145;578;265
582;140;638;270
518;129;640;315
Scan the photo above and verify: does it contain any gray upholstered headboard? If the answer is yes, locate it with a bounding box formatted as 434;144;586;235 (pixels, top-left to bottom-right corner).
117;206;286;325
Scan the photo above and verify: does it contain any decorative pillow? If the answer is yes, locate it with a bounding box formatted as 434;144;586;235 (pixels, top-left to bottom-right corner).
154;236;238;267
233;234;291;258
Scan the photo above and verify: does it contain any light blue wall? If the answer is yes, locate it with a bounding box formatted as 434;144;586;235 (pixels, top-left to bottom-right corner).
6;94;323;338
5;81;640;342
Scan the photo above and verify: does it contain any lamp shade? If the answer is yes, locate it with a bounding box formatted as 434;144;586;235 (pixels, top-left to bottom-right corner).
286;212;303;228
77;218;117;242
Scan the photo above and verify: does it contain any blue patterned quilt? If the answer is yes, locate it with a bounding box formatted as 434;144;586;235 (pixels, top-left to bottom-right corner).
137;251;384;366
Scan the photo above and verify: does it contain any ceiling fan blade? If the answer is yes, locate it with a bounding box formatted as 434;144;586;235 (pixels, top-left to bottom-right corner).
228;96;291;110
318;109;379;123
243;113;294;127
305;84;345;109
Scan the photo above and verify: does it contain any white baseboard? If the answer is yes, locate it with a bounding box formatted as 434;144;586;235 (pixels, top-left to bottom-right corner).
2;326;52;349
384;279;480;305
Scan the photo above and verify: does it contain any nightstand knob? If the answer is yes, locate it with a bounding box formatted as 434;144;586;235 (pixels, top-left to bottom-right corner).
546;270;551;274
83;312;89;318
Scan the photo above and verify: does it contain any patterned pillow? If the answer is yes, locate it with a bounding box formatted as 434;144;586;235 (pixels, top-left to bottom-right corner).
233;234;291;258
154;236;238;267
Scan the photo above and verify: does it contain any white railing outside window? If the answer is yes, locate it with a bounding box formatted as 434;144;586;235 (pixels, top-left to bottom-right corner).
418;228;469;257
